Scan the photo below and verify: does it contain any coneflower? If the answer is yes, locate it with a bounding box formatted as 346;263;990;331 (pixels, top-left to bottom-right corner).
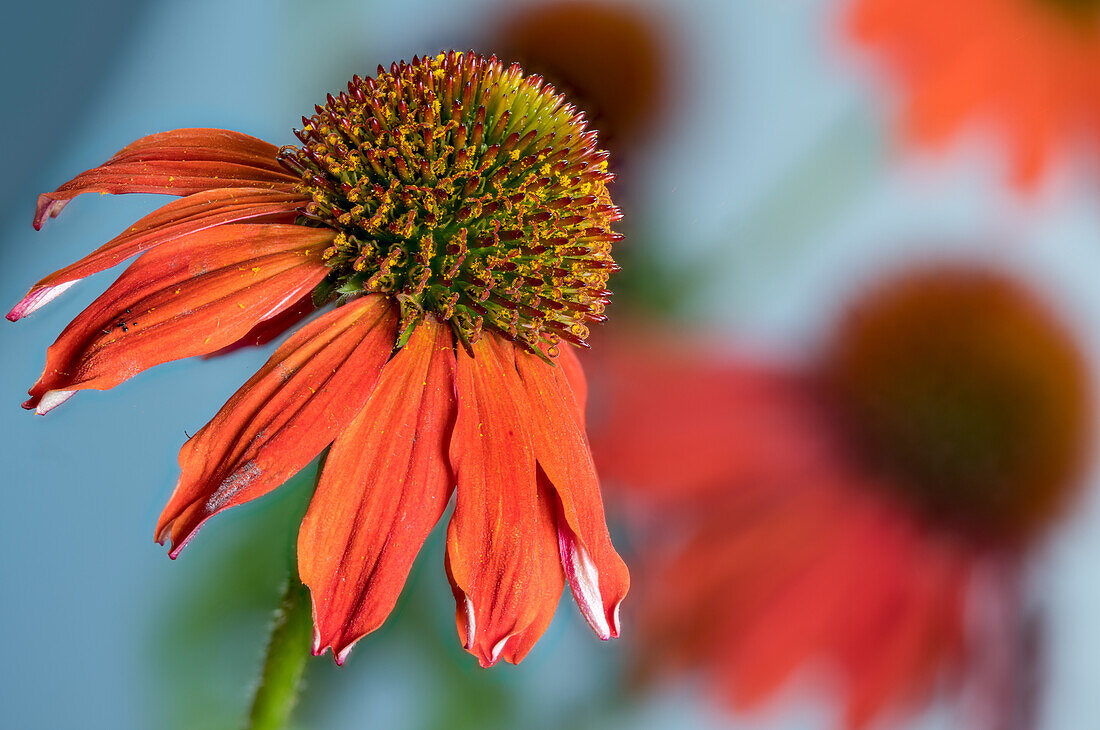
12;51;629;668
591;264;1091;728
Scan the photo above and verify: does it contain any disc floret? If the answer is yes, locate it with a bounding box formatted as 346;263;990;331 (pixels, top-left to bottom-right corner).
277;51;622;355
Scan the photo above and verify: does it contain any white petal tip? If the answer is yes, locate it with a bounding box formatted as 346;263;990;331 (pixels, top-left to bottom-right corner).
463;595;478;651
8;281;78;321
559;528;613;640
36;389;77;415
490;636;509;665
335;644;355;666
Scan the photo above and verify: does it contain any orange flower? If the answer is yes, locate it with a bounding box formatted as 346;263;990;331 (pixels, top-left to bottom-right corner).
12;52;629;668
590;266;1091;727
847;0;1100;186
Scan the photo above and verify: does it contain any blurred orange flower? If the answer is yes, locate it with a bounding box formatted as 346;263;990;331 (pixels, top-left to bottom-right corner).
590;265;1092;727
12;52;628;668
491;0;671;156
848;0;1100;187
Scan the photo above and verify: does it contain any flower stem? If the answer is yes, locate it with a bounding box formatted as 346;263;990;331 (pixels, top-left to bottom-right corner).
247;575;313;730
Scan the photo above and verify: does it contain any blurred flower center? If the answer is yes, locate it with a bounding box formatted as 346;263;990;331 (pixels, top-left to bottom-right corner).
494;1;669;153
277;51;621;352
1037;0;1100;23
825;268;1091;543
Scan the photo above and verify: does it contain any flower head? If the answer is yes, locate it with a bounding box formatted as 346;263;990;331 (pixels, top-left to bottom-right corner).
278;51;620;353
12;51;628;667
590;264;1091;727
848;0;1100;186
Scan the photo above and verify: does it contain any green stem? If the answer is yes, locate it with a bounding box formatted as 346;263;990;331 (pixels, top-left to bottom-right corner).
247;576;314;730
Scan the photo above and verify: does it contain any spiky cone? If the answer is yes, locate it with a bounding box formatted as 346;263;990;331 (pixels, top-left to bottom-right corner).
588;265;1091;728
847;0;1100;188
12;51;629;668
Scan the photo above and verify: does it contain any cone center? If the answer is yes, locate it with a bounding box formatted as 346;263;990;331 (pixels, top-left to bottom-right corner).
278;52;621;353
826;269;1090;543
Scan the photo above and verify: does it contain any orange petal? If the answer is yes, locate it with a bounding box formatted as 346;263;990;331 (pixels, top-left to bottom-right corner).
497;472;567;665
727;519;871;706
557;344;588;423
10;188;307;321
445;334;545;667
842;546;969;728
299;319;457;664
156;295;398;556
515;347;629;640
203;292;317;358
34;129;298;229
23;224;331;413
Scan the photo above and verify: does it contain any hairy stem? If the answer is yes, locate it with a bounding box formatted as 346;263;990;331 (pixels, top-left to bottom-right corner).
247;576;313;730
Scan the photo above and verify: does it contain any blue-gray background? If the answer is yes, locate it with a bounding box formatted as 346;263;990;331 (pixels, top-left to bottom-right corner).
3;1;1100;728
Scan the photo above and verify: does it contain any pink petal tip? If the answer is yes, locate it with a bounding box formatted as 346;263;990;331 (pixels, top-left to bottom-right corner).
33;195;70;230
7;281;78;321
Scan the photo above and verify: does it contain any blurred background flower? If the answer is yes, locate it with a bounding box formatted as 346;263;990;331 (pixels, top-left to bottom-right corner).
5;1;1100;729
846;0;1100;188
486;0;674;161
588;263;1092;728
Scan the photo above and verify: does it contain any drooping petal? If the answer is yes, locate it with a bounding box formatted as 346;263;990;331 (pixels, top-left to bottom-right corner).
445;334;545;667
838;527;970;728
23;224;331;413
299;319;457;664
10;188;307;321
557;343;588;422
155;295;398;556
34;129;299;229
637;482;840;680
497;473;567;665
725;512;875;706
203;292;317;358
515;347;629;640
443;469;567;668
